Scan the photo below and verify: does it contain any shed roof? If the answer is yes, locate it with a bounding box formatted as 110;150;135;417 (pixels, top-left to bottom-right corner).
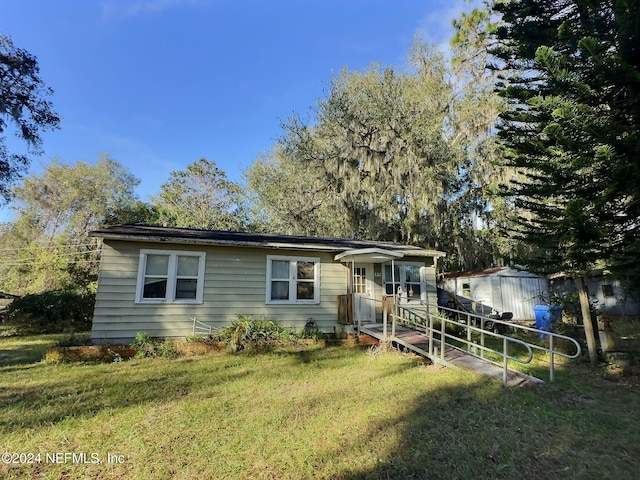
440;266;545;279
90;224;445;258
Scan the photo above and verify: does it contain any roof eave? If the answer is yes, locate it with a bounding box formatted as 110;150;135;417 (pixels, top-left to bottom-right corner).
94;232;356;252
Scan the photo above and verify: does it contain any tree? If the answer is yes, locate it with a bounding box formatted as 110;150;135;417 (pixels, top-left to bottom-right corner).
280;50;458;246
490;0;640;363
0;154;140;294
447;9;521;269
153;158;245;230
104;200;160;226
263;37;512;270
0;32;60;203
244;147;352;237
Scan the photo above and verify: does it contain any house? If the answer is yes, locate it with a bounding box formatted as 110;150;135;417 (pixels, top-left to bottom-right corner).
89;225;445;344
438;267;549;321
549;270;640;319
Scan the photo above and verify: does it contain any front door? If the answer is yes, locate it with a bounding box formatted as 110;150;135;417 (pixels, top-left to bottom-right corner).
384;263;427;305
353;264;375;323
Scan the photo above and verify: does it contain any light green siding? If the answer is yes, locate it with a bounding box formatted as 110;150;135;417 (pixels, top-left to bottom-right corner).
92;241;347;344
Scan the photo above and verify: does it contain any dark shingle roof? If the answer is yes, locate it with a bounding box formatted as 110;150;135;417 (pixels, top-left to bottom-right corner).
91;224;444;256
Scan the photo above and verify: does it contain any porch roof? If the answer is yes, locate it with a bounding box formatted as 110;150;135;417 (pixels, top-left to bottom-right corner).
334;248;404;264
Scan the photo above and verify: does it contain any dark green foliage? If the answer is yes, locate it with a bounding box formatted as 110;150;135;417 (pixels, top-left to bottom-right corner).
0;32;60;203
55;332;91;347
5;290;94;334
490;0;640;362
0;155;141;295
153;158;246;230
491;0;640;293
104;200;160;226
213;316;297;352
131;331;179;359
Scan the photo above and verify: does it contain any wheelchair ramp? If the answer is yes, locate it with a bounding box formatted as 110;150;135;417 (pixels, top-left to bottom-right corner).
359;323;543;387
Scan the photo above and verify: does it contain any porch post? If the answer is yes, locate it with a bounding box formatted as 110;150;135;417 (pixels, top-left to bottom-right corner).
350;261;358;333
391;259;396;304
391;258;397;336
383;295;388;339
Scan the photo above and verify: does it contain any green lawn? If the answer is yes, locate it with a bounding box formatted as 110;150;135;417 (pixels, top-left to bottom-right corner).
1;333;640;479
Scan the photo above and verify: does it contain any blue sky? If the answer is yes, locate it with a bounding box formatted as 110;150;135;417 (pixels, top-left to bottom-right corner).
1;0;476;221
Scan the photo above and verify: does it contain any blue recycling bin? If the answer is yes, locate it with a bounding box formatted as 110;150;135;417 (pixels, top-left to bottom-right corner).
533;305;562;338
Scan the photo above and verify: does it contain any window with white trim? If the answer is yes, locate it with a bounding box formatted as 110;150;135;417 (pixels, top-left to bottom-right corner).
135;249;206;303
383;263;425;303
266;255;320;304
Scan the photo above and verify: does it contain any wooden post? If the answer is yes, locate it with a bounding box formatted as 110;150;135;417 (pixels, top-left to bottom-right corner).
576;275;598;365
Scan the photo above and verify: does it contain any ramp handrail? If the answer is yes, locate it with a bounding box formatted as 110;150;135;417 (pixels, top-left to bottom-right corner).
430;302;582;377
412;301;581;382
392;303;534;385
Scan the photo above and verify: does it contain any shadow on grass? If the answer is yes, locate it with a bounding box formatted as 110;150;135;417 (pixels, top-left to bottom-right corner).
0;334;66;368
337;365;638;480
0;357;254;432
3;335;639;479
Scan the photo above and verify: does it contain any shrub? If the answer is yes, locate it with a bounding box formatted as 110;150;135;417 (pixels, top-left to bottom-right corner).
213;316;297;352
132;331;179;359
55;333;91;347
185;334;207;343
5;290;95;334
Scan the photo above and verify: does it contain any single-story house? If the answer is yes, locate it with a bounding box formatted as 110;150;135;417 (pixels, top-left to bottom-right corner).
90;225;445;344
438;267;549;321
549;270;640;318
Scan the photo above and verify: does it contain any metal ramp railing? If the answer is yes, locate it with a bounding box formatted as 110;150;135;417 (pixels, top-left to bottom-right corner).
360;298;582;385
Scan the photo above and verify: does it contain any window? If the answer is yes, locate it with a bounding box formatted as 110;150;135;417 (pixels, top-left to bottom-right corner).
266;255;320;304
602;284;614;297
136;249;206;303
353;267;367;294
383;263;424;302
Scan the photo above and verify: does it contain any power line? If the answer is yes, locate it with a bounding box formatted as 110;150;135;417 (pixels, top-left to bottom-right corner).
0;243;98;252
0;249;102;267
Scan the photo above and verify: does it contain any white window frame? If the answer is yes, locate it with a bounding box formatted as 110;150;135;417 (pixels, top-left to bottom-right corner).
383;262;426;303
135;249;206;304
266;255;321;304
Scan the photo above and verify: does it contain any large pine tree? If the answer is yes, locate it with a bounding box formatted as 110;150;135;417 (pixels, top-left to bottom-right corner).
491;0;640;362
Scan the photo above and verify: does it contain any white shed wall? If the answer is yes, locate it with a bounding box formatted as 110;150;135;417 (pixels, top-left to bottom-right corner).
441;268;549;320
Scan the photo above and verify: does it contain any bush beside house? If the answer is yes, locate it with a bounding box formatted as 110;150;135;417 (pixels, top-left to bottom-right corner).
4;290;95;334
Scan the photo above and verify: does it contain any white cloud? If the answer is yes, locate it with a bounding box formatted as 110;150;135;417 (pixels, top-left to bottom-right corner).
415;0;483;53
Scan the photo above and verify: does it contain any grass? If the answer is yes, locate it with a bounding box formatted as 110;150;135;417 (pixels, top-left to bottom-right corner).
1;333;640;479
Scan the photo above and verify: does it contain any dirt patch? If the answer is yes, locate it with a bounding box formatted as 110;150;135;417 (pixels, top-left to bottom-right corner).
172;341;226;356
45;345;137;363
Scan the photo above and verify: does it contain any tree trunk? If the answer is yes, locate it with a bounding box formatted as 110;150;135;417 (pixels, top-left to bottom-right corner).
576;275;598;365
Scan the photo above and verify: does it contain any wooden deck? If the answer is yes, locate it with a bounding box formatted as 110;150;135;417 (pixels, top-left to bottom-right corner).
359;323;543;387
